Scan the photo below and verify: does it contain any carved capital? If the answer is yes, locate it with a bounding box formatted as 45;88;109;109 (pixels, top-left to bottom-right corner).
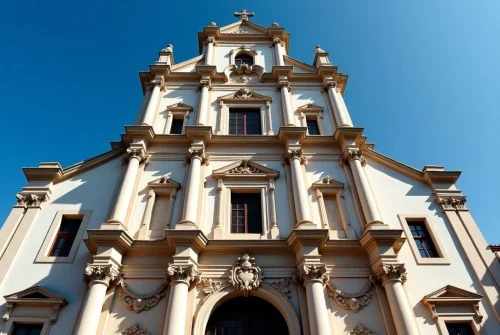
205;36;217;45
277;80;292;92
272;37;282;46
185;148;209;165
436;196;467;211
83;264;122;287
199;80;212;91
167;264;201;287
15;193;48;208
285;149;307;165
298;263;329;286
229;253;264;296
148;79;165;91
123;148;149;166
343;149;367;166
324;80;337;91
370;263;407;285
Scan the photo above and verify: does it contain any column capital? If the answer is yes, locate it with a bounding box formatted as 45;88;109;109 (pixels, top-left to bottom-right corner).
370;263;407;285
84;264;122;287
204;36;217;45
185;148;209;165
284;149;307;165
277;80;292;92
323;80;337;91
272;37;282;46
342;148;367;167
123;148;150;166
199;79;213;91
147;79;165;91
298;263;329;286
167;264;201;287
435;194;467;211
15;193;48;208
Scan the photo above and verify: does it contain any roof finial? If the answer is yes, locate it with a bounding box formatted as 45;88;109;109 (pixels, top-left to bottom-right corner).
234;9;255;22
315;45;325;53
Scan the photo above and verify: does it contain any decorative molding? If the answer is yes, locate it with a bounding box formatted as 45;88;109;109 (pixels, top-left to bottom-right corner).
118;278;168;313
267;278;291;298
348;323;376;335
167;264;202;287
229;45;258;56
421;285;483;322
298;263;329;286
234;9;255;22
277;80;292;92
83;264;122;286
235;87;259;99
344;149;367;167
284;149;307;165
121;324;150;335
212;159;279;179
202;279;224;297
436;196;467;211
223;64;264;83
370;264;407;285
324;80;337;90
199;79;212;91
15;193;47;207
327;281;372;313
147;79;165;91
217;88;273;103
229;253;263;296
185;148;209;166
123;148;149;166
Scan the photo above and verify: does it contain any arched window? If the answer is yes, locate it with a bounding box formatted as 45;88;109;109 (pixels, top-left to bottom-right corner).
235;54;254;67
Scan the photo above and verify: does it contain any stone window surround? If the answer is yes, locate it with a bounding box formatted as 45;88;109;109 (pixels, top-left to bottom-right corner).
229;45;258;67
2;317;51;335
217;101;272;136
440;318;479;335
397;214;450;265
163;103;193;135
298;104;325;136
35;210;92;264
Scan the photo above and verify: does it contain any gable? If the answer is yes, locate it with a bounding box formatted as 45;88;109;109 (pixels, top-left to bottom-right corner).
218;88;273;102
424;285;483;300
220;21;268;35
4;285;67;303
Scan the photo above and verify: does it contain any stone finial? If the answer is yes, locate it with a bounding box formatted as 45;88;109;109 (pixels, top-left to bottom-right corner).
271;22;279;27
162;44;173;52
209;22;217;26
315;45;325;53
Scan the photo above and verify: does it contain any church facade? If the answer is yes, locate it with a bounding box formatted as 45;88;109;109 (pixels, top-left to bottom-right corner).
0;10;498;335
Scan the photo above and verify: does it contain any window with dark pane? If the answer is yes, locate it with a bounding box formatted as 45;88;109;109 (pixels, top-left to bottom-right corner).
170;118;184;134
408;221;438;258
231;193;262;234
12;323;43;335
235;54;254;67
229;108;261;135
49;216;82;257
445;322;474;335
306;119;320;135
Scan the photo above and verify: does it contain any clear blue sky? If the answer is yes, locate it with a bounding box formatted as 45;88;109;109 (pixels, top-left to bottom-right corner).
1;1;498;241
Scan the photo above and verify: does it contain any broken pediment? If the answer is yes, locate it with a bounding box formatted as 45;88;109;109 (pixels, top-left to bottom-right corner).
218;88;272;103
422;285;483;322
212;159;279;179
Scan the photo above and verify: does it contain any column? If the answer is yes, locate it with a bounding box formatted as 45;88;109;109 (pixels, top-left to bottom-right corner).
371;264;420;335
196;80;210;125
205;37;215;65
163;264;201;335
142;80;164;126
345;149;383;227
108;148;148;226
75;264;121;335
325;81;352;127
279;81;295;126
179;148;206;227
287;150;313;227
273;38;284;66
299;264;332;335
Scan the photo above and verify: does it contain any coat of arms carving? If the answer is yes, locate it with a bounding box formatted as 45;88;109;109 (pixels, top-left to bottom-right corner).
229;253;263;297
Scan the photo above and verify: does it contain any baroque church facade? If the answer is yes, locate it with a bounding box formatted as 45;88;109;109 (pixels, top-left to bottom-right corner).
0;10;498;335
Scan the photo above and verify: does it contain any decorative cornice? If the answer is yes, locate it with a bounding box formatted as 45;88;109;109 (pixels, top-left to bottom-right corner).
121;324;150;335
370;264;407;285
118;277;168;313
167;264;202;287
15;193;47;208
229;253;263;297
436;195;467;211
83;264;122;287
277;80;292;92
348;323;376;335
298;263;329;286
185;148;209;165
123;148;149;166
327;281;372;313
421;285;483;322
284;149;307;165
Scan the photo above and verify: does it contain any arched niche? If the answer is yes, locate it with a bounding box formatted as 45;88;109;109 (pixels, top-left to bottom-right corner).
193;284;301;335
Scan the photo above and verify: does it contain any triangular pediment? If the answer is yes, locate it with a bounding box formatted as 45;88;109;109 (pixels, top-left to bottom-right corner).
220;21;268;35
166;102;193;112
312;176;344;189
148;175;181;190
4;285;67;304
284;56;317;73
218;88;272;102
297;103;324;111
424;285;483;300
212;159;279;179
171;55;204;72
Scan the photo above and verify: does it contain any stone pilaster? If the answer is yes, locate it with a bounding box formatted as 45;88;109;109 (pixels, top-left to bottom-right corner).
141;79;165;126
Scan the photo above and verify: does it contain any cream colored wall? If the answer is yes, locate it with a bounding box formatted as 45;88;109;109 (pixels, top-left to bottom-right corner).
290;88;336;134
214;44;274;72
155;87;199;134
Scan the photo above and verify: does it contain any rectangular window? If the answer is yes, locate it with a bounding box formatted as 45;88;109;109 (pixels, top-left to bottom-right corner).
306;119;320;135
229;108;261;135
49;216;82;257
445;322;474;335
12;323;44;335
408;221;438;258
231;193;262;234
170;118;184;134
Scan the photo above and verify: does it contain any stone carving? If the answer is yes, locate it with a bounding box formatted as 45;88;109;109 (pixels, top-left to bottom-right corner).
234;9;255;22
161;44;173;52
316;45;326;53
233;87;258;99
277;80;292;92
229;74;259;84
202;278;223;296
271;22;279;27
123;148;149;166
299;263;329;286
224;63;264;84
209;22;217;27
15;193;47;207
83;264;122;286
229;253;263;296
436;196;467;210
370;264;407;285
167;264;202;287
327;281;373;313
199;80;212;90
159;175;171;183
121;324;150;335
231;27;251;34
118;278;168;313
2;304;13;322
285;149;307;165
185;148;209;165
344;149;367;167
324;80;337;90
348;323;375;335
148;79;165;91
227;159;265;174
272;37;282;46
268;278;291;298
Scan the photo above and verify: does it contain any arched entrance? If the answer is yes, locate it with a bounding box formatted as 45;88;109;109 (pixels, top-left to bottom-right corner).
205;296;288;335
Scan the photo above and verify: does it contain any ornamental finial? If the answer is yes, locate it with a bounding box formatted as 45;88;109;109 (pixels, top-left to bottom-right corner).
234;9;255;22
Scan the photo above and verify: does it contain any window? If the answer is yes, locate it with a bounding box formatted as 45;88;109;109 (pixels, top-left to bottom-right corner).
407;221;438;258
229;108;261;135
306;119;320;135
235;54;254;67
446;322;474;335
231;193;262;234
49;216;82;257
12;323;44;335
170;118;184;134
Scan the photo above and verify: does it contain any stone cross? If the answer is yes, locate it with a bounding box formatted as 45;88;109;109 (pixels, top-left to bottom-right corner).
234;9;255;22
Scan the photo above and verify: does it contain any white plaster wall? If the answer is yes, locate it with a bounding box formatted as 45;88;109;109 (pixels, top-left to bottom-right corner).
0;157;123;334
291;89;336;134
214;44;274;72
154;87;199;134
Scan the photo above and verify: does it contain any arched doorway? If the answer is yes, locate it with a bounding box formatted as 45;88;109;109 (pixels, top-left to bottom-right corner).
205;296;288;335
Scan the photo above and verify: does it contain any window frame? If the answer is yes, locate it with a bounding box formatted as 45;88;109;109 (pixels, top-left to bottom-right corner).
169;117;184;135
298;104;325;136
234;54;254;67
35;210;92;264
230;192;263;234
228;107;262;135
229;47;258;67
3;318;50;335
398;214;450;265
445;321;477;335
163;102;193;135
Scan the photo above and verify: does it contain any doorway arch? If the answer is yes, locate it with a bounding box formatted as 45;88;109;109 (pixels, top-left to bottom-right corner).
193;284;301;335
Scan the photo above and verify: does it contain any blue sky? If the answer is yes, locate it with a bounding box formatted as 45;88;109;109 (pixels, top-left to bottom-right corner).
0;1;498;241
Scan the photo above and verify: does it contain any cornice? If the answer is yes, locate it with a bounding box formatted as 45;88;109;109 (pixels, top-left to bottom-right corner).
84;229;134;255
22;162;63;182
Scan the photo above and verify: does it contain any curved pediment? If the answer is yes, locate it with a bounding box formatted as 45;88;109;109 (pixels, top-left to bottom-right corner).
217;88;272;103
212;159;279;179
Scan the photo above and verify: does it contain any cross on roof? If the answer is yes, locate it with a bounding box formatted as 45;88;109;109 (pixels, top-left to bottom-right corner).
234;9;255;22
